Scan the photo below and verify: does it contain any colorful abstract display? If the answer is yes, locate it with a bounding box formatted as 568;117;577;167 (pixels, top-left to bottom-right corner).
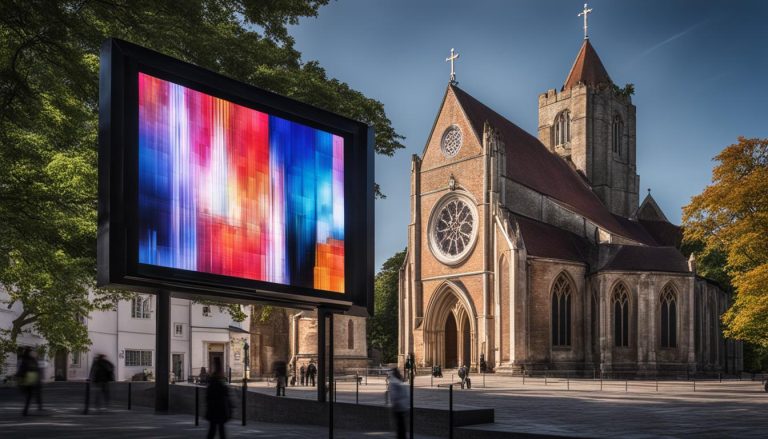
137;73;345;293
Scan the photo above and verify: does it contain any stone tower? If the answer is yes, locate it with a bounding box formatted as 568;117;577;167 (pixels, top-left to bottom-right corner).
538;39;639;217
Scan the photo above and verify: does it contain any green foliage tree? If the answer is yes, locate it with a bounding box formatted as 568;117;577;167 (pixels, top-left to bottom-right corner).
683;137;768;347
0;0;404;367
368;249;406;363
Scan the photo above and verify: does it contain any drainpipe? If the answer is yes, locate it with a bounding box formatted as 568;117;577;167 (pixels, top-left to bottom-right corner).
188;300;193;379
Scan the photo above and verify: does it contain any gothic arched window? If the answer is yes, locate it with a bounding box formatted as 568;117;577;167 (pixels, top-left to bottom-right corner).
347;320;354;350
613;283;630;347
612;115;623;155
551;273;572;347
660;285;677;348
553;111;571;147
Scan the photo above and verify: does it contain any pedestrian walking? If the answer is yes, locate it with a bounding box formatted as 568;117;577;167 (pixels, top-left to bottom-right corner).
307;361;317;387
300;364;306;386
458;364;471;389
16;347;42;416
89;354;115;409
387;368;409;439
273;360;287;396
205;358;231;439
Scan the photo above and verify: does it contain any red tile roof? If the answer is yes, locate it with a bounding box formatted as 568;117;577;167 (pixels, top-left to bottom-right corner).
563;39;612;90
450;84;652;245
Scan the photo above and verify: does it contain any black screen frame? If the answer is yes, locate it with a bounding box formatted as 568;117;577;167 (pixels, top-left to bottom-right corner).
98;39;374;313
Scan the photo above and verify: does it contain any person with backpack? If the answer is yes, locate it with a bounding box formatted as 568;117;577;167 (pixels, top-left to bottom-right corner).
16;347;42;416
89;354;115;409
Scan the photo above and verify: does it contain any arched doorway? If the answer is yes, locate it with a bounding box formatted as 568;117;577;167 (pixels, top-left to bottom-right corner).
462;314;471;368
445;313;458;368
423;281;477;369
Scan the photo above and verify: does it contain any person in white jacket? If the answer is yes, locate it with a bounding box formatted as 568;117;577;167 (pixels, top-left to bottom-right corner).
387;368;409;439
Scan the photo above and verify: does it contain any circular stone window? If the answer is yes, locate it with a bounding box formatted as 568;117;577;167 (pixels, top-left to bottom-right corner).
428;194;478;265
441;125;463;158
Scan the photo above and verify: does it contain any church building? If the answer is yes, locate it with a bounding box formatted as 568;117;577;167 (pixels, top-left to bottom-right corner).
398;31;742;376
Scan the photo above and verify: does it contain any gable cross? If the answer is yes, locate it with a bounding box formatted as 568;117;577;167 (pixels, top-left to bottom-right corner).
446;48;460;84
578;3;593;39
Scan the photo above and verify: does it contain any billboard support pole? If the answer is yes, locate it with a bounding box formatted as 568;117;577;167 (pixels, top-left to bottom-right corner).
317;307;327;403
155;289;171;412
328;312;334;438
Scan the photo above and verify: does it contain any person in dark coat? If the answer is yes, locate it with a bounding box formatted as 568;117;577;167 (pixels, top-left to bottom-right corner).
300;364;306;386
273;360;287;396
205;358;231;439
15;347;42;416
307;361;317;387
89;354;115;409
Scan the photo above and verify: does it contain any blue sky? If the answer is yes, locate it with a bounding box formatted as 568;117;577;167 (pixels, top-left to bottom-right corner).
288;0;768;271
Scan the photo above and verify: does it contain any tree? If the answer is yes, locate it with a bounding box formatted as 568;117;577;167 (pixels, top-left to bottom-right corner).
683;137;768;347
368;249;406;363
0;0;404;366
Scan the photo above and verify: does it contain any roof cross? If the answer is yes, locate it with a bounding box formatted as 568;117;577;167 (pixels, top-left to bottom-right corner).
446;48;460;84
578;3;593;39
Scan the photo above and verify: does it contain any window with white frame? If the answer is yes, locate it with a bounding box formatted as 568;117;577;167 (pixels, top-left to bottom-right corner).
125;350;152;367
174;323;184;337
202;305;212;317
70;351;81;367
131;295;151;319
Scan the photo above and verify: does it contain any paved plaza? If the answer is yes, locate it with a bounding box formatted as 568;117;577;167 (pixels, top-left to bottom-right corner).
1;374;766;438
246;372;768;438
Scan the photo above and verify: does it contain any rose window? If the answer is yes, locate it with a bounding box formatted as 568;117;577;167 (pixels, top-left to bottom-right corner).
429;195;477;264
441;126;462;158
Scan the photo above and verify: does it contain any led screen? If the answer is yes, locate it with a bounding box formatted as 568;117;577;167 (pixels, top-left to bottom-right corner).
137;73;345;293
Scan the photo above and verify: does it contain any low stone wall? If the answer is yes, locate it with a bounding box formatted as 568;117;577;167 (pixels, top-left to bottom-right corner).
109;382;494;437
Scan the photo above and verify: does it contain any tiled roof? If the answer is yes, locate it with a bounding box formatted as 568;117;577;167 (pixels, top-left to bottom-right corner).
598;245;690;273
450;85;651;245
639;220;682;248
513;214;591;263
563;39;612;90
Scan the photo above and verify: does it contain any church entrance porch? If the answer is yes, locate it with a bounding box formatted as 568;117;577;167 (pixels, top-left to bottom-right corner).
423;281;478;370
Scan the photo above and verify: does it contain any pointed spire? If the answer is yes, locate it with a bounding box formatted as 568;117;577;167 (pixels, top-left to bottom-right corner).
563;39;612;90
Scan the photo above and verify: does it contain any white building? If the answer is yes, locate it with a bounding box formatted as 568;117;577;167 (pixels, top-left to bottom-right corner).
1;288;250;382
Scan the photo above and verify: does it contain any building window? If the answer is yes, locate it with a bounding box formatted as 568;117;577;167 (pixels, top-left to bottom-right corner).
553;110;571;146
613;283;630;347
131;295;151;319
551;273;572;347
347;320;354;350
174;323;184;337
661;284;677;348
125;350;152;367
202;305;212;317
612;115;623;155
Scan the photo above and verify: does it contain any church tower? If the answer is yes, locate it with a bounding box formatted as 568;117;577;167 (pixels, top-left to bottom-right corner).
537;38;639;217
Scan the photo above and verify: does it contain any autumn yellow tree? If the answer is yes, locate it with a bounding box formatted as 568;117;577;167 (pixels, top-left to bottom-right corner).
683;137;768;347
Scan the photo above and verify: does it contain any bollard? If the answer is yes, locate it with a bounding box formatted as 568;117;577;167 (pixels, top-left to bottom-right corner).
600;377;603;391
693;379;696;392
449;384;454;439
356;373;359;405
567;377;570;391
195;385;199;426
483;371;486;388
719;373;722;383
128;382;132;410
242;378;247;426
625;380;628;392
83;380;91;415
431;372;434;388
522;372;525;385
